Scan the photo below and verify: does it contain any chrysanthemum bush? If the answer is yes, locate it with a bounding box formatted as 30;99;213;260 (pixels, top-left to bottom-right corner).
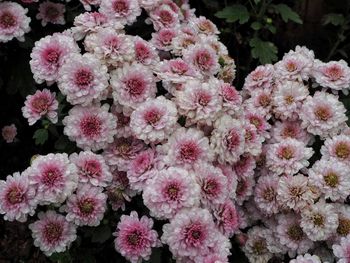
2;0;350;262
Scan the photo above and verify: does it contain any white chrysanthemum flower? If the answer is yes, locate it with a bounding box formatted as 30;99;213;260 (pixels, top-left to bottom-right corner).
333;236;350;263
300;200;338;241
270;120;312;145
254;174;280;216
289;254;321;263
99;0;141;25
321;134;350;165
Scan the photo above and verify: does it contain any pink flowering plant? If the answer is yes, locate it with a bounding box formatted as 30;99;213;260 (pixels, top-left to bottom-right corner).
2;0;350;262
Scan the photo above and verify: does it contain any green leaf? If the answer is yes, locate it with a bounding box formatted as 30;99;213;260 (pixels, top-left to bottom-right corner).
323;13;345;26
266;24;276;34
215;4;250;24
251;21;262;30
91;225;111;243
33;129;48;145
249;37;278;64
49;251;72;263
272;4;303;24
254;0;261;4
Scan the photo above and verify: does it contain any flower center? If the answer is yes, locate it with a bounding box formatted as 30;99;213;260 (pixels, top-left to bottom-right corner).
32;96;49;113
170;61;189;75
249;116;262;129
195;50;212;70
42;167;62;187
135;43;150;62
44;222;63;244
0;12;16;29
127;230;142;246
45;6;60;19
286;61;297;72
225;129;241;151
284;95;295;105
159;10;174;25
252;240;267;255
278;146;294;160
325;65;342;81
6;187;23;204
252;71;264;81
166;183;180;201
282;126;297;138
313;214;324;227
222;86;238;102
198;20;214;33
125;77;145;97
74;69;94;88
258;94;271;107
262;187;275;202
314;106;332;121
184;223;204;245
80;115;102;138
113;0;128;14
179;141;200;162
105;36;121;50
82;160;102;178
324;172;339;188
335;142;350;159
290;186;303;198
337;218;350;236
197;91;211;106
44;48;60;64
287;224;304;241
78;198;95;215
203;178;219;197
144;108;161;126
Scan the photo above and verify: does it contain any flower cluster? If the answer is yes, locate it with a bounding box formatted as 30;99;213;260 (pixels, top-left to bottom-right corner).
3;0;350;262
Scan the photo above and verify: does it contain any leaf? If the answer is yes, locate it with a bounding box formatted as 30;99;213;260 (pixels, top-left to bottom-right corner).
323;13;345;26
33;129;48;145
49;251;72;263
215;4;250;24
251;22;262;30
91;225;112;243
272;4;303;24
249;37;278;64
266;24;276;34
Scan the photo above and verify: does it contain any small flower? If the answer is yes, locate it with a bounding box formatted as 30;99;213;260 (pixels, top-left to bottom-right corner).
114;211;160;263
243;64;274;93
333;236;350;263
2;124;17;143
290;254;321;263
211;199;239;237
22;89;58;125
99;0;141;25
321;134;350;165
254;174;280;216
29;210;77;256
36;1;65;27
270;120;312;145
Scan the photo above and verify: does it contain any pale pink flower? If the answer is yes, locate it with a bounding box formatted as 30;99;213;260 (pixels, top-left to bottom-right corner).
313;59;350;91
243;123;264;156
243;64;274;93
171;31;199;56
29;210;77;256
270;120;312;145
79;0;101;11
63;104;117;151
126;148;157;191
266;139;313;176
333;236;350;263
111;63;157;112
138;0;161;10
235;174;255;205
210;115;245;164
69;151;112;187
0;172;37;222
244;88;273;119
65;184;107;226
277;174;314;211
300;200;338;241
24;153;78;205
155;58;199;83
276;213;314;256
114;211;160;263
151;27;177;51
212;199;239;237
0;2;30;42
254;174;280;216
22;89;58;125
143;167;200;219
157;127;213;169
215;163;238;200
2;124;17;143
111;104;132;138
102;136;146;171
189;16;219;36
321;134;350;165
99;0;141;25
245;110;271;139
300;91;347;137
161;208;221;259
149;3;180;31
182;43;220;77
133;36;159;66
219;82;242;115
36;1;65;26
30;33;79;84
130;96;178;143
233;154;256;178
272;80;309;120
290;254;321;263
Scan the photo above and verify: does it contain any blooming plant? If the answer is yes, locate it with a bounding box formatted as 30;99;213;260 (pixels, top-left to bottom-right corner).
1;0;350;262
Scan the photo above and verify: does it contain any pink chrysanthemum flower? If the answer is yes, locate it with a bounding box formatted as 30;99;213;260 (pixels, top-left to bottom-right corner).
151;27;177;51
244;88;273;119
133;36;159;66
65;184;107;226
79;0;101;11
69;151;112;187
30;33;79;84
111;104;132;138
290;254;321;263
277;174;314;211
243;64;274;93
233;154;256;178
235;174;255;205
308;159;350;202
63;104;117;151
29;210;77;256
36;1;65;27
102;136;146;171
0;172;37;222
245;110;271;139
138;0;161;10
57;53;109;105
22;89;58;126
276;213;314;257
99;0;141;25
130;96;178;143
161;208;220;259
299;91;347;137
300;199;338;241
84;29;134;67
321;134;350;165
149;3;180;31
111;63;157;112
333;236;350;263
113;211;160;263
194;162;229;206
171;31;199;56
313;59;350;91
210;115;245;164
2;124;17;143
182;43;220;77
254;174;280;216
215;163;238;200
272;80;309;120
157;127;213;169
212;199;239;237
270;120;312;145
143;167;200;219
219;82;242;115
0;2;30;43
266;138;313;176
189;16;219;36
243;123;264;156
24;153;78;205
333;204;350;241
126;149;157;192
175;79;222;126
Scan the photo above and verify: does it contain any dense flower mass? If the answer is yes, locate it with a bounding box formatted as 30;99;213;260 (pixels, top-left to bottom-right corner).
3;0;350;262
